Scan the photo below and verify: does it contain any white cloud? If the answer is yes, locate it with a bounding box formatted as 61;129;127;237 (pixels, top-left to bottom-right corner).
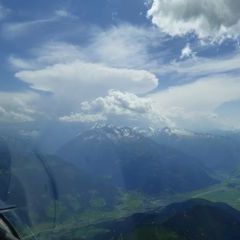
15;61;158;102
9;56;34;70
149;75;240;129
13;57;240;129
9;24;165;71
11;25;162;109
148;0;240;41
2;18;55;38
80;90;153;115
60;90;172;127
156;51;240;80
151;76;240;110
8;23;240;130
0;92;39;122
55;9;70;18
9;42;86;70
180;44;195;59
0;4;10;20
87;24;164;69
60;113;106;123
2;10;73;38
55;9;77;19
9;25;160;123
0;108;33;122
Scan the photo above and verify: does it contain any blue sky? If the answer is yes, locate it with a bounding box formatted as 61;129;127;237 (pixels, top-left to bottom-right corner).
0;0;240;130
0;0;149;90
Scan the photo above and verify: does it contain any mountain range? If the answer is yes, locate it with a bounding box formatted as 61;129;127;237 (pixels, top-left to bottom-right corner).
58;125;217;195
151;127;240;174
2;124;240;239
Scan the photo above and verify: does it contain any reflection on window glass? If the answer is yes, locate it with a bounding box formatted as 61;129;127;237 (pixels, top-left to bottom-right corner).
1;0;240;239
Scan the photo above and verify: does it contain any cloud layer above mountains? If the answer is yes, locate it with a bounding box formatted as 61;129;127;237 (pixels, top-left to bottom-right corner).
3;23;240;130
1;1;240;131
59;90;172;128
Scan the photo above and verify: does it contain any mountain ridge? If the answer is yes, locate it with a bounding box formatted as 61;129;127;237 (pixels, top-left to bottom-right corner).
58;126;217;195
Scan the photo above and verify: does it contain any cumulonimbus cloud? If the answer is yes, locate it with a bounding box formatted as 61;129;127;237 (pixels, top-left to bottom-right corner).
15;61;158;101
59;89;172;127
7;23;240;130
148;0;240;40
9;25;160;123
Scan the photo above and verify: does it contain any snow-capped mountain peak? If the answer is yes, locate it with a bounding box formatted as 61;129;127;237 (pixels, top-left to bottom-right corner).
159;127;194;137
82;124;143;142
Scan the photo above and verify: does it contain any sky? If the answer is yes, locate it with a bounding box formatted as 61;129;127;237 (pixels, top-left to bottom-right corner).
1;0;240;131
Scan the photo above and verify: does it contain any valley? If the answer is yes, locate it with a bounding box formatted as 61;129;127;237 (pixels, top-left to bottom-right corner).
2;125;240;239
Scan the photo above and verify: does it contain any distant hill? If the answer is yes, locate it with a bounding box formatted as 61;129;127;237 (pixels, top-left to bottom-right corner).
58;126;217;195
92;199;240;240
151;127;240;174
